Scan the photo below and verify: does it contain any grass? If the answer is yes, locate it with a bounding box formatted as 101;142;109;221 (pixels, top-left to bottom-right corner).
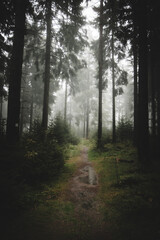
88;141;160;240
2;140;160;240
1;143;81;240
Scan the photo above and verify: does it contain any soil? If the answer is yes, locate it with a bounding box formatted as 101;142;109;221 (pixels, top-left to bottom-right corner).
63;146;110;240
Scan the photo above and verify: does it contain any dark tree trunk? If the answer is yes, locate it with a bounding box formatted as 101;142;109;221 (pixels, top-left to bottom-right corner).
19;101;24;137
42;0;52;131
86;95;89;139
83;111;86;138
6;0;26;143
97;0;103;148
111;25;116;143
133;32;138;146
30;94;33;132
0;79;3;121
157;69;160;156
64;80;68;122
138;0;149;162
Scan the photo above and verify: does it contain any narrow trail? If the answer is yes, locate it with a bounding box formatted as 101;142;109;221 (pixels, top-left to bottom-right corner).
64;146;110;240
3;146;110;240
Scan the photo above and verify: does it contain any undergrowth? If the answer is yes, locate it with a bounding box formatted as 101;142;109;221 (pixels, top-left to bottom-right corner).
1;143;80;240
88;142;160;240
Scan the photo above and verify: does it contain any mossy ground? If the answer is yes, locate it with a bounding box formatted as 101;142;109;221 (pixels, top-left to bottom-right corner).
88;140;160;240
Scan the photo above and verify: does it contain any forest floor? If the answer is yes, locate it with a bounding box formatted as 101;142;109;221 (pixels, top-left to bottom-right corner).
2;140;160;240
2;143;110;240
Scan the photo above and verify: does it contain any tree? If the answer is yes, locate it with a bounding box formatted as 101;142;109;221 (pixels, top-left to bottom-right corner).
97;0;103;148
41;0;52;131
6;0;26;143
137;0;149;162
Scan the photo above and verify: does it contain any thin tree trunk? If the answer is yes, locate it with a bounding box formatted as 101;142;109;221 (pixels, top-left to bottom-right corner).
6;0;26;143
111;1;116;143
64;80;68;122
133;35;138;146
83;110;86;138
111;27;116;143
98;0;103;148
30;94;33;132
19;101;24;137
86;96;89;139
0;78;3;122
157;71;160;158
42;0;52;131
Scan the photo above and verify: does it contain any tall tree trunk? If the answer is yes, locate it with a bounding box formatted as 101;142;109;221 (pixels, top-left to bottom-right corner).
0;79;3;122
42;0;52;131
64;80;68;122
138;0;149;162
111;26;116;143
30;94;33;132
157;68;160;157
132;1;138;146
6;0;26;143
111;1;116;143
83;110;86;138
133;33;138;146
86;96;89;139
98;0;103;148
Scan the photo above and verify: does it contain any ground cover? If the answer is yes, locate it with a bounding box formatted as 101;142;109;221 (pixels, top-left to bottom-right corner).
88;141;160;240
2;140;160;240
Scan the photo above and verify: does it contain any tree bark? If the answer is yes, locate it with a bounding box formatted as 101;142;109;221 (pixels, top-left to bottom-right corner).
133;31;138;146
6;0;26;143
111;1;116;143
64;80;68;122
111;25;116;143
83;110;86;138
42;0;52;131
30;94;33;132
97;0;103;148
138;0;149;162
86;95;89;139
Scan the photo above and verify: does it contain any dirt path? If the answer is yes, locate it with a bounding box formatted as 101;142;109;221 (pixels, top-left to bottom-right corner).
64;146;110;240
3;146;110;240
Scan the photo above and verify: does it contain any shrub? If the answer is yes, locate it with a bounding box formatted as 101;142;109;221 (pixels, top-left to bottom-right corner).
116;118;133;142
23;140;64;184
47;114;79;146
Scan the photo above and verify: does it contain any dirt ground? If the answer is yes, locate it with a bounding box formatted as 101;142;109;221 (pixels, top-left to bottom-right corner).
63;146;110;240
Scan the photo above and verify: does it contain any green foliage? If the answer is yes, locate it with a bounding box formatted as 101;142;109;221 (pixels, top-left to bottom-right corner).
23;139;64;184
116;118;133;142
88;143;160;240
91;128;112;149
48;114;79;146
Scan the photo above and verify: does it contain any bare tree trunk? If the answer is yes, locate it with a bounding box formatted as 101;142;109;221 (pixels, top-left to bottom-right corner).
86;96;89;139
0;77;3;122
111;27;116;143
98;0;103;148
133;34;138;146
42;0;52;131
30;94;33;132
138;0;149;162
111;1;116;143
6;0;26;143
64;80;68;122
83;110;86;138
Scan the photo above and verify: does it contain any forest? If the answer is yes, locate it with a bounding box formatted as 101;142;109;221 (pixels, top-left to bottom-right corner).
0;0;160;239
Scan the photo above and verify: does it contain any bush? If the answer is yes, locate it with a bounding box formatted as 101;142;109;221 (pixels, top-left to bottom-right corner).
47;114;79;146
23;139;64;184
21;115;79;184
116;118;133;142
